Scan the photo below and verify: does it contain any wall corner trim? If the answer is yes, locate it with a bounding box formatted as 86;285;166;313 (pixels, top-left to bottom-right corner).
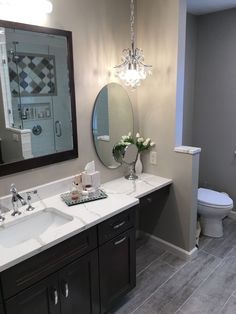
174;146;201;155
139;231;198;261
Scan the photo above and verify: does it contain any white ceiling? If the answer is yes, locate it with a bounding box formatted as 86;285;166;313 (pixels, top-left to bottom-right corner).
187;0;236;15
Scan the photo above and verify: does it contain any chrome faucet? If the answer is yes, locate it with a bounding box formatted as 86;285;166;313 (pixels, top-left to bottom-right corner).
10;184;26;216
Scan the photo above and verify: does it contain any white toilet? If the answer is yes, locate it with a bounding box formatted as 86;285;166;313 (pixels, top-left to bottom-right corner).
197;188;233;237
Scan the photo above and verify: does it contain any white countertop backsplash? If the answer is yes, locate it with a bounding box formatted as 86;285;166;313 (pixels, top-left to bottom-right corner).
0;173;172;272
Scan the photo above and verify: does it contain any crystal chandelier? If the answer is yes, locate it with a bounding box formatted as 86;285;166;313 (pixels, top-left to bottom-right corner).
114;0;152;88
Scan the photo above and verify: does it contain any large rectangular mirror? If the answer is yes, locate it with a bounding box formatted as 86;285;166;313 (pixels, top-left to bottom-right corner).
0;20;78;176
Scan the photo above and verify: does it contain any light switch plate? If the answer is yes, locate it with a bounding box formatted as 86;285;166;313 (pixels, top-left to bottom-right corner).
150;151;157;165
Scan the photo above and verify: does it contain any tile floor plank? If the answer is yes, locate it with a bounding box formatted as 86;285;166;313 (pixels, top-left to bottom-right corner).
158;251;186;271
133;251;221;314
220;295;236;314
112;259;175;314
180;255;236;313
201;220;236;258
112;220;236;314
136;237;166;274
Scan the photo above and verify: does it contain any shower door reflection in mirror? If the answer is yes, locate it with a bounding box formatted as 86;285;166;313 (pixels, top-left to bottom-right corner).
0;21;77;176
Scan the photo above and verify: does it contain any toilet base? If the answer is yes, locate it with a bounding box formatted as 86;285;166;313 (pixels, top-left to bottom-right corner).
200;217;223;238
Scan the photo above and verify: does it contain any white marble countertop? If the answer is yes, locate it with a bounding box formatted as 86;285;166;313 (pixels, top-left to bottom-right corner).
0;173;172;272
102;173;172;198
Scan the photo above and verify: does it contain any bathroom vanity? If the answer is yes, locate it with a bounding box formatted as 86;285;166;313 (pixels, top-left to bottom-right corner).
0;174;172;314
0;208;136;314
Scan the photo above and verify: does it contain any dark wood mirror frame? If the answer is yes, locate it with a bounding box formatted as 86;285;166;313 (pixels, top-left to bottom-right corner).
0;20;78;177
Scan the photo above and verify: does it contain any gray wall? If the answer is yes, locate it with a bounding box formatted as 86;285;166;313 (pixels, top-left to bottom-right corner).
184;9;236;205
183;14;197;145
0;0;134;196
137;0;199;252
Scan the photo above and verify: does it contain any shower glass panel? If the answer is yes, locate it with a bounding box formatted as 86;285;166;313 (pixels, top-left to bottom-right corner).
5;28;73;157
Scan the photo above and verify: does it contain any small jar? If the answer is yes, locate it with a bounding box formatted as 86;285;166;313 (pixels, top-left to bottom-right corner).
70;183;80;201
85;185;96;197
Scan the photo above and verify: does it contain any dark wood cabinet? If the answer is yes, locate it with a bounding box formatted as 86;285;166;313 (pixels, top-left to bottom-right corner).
0;206;137;314
0;303;4;314
0;289;4;314
1;227;97;299
5;251;99;314
99;228;136;314
5;273;60;314
138;186;170;235
59;250;100;314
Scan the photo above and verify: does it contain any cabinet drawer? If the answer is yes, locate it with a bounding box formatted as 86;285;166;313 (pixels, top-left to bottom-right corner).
98;207;136;245
1;227;97;299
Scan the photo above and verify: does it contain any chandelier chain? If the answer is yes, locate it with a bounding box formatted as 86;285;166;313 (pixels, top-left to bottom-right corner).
130;0;135;48
114;0;152;88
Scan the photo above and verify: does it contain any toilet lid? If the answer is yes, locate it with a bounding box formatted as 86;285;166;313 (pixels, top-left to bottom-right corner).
198;188;233;207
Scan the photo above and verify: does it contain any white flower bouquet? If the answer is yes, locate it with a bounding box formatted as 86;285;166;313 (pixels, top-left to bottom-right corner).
113;132;155;157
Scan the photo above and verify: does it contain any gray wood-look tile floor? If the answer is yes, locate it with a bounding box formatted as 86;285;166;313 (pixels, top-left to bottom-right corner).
112;217;236;314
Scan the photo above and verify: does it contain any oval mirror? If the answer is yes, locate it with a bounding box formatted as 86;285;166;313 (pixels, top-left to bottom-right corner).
92;83;133;168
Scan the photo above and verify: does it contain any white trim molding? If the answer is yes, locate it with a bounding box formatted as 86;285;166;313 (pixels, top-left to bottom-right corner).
139;231;198;261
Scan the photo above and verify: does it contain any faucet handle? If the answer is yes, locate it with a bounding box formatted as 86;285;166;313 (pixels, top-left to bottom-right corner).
26;190;37;211
26;189;37;195
10;183;17;194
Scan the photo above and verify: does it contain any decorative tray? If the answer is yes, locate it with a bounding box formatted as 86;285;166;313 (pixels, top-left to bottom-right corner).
60;189;108;206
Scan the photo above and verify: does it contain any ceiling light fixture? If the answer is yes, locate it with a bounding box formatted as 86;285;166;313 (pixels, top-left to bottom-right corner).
0;0;53;15
114;0;152;88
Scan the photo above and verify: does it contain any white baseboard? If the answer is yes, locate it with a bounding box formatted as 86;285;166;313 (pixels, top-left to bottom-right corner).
138;231;198;261
229;210;236;220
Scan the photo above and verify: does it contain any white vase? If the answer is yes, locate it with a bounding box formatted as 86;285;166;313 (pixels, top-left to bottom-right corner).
135;153;143;175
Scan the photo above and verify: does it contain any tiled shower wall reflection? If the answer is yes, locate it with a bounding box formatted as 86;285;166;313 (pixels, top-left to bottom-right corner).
8;53;56;97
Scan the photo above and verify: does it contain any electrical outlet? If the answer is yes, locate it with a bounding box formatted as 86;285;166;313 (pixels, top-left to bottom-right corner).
150;151;157;165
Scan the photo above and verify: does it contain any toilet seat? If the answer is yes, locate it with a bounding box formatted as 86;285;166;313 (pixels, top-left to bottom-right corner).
198;188;233;208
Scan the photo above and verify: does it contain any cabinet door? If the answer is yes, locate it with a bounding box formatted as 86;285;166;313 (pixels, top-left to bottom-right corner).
59;250;100;314
5;274;60;314
99;228;136;314
0;303;5;314
1;227;97;299
0;289;4;314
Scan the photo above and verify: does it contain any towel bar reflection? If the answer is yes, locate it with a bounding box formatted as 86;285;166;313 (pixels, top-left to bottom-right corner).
55;120;62;137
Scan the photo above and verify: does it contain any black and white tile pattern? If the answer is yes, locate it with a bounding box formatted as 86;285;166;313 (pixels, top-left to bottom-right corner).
8;53;56;97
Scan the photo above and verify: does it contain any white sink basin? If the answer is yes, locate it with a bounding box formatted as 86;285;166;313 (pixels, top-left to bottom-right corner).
0;208;73;248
